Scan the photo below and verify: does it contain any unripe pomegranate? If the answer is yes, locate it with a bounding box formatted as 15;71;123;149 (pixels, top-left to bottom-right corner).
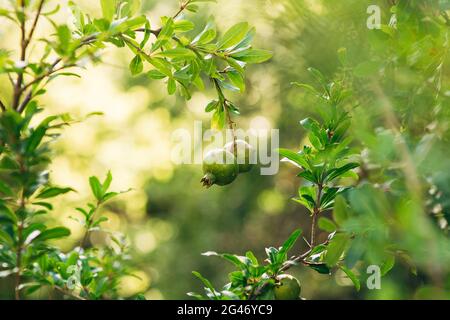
201;149;238;187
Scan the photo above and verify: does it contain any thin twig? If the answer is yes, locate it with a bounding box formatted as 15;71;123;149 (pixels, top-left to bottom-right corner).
53;286;86;300
134;27;161;36
311;183;323;247
25;0;46;50
12;0;45;111
17;62;74;113
250;180;325;300
12;0;27;110
14;157;27;300
173;0;191;19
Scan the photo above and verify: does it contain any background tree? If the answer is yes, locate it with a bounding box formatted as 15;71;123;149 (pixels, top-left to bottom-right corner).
0;0;448;300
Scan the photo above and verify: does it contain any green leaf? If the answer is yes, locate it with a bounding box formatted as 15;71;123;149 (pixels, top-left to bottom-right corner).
307;67;326;85
140;21;151;48
186;292;205;300
0;229;14;246
121;0;141;17
300;117;320;132
231;49;272;64
324;233;350;267
147;69;167;79
297;170;317;183
69;1;85;31
157;48;195;60
333;196;349;226
227;101;240;115
151;18;174;51
339;265;360;291
147;58;172;77
192;271;217;298
192;22;216;45
25;126;47;155
222;254;248;269
320;187;342;209
102;191;118;202
227;70;245;92
326;163;359;182
318;217;337;232
205;100;219;112
35;227;71;242
277;148;310;170
278;229;302;262
167;78;176;95
102;171;113;193
0;181;13;196
92;216;108;227
32;202;53;210
245;251;258;266
100;0;116;21
89;176;103;201
129;55;143;75
309;264;330;275
56;25;72;49
225;57;245;75
36;187;74;199
211;108;225;130
381;254;395;276
265;247;279;265
174;20;195;32
291;82;320;96
114;15;147;33
0;203;17;223
218;22;249;50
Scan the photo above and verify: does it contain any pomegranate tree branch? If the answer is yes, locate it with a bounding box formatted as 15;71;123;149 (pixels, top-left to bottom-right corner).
12;0;27;110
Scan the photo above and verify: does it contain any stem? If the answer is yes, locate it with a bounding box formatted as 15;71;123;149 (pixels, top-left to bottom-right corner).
15;168;26;300
12;0;47;111
173;0;191;19
78;201;101;249
14;218;23;300
250;182;325;300
224;100;237;154
249;238;329;300
0;99;6;112
12;0;27;110
134;27;161;36
310;212;318;247
14;157;27;300
53;286;86;300
25;0;45;50
212;78;237;150
311;183;323;247
17;61;74;113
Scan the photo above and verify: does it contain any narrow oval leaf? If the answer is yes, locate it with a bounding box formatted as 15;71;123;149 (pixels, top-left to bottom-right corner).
34;227;71;242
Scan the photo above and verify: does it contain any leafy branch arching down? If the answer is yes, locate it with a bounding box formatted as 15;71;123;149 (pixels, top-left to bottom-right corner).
190;68;362;300
0;0;271;300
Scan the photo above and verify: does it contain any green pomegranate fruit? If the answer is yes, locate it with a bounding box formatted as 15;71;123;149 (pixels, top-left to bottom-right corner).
224;139;255;173
201;149;238;188
274;274;301;300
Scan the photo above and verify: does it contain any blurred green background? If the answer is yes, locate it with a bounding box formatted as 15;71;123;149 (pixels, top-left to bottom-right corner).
0;0;449;299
